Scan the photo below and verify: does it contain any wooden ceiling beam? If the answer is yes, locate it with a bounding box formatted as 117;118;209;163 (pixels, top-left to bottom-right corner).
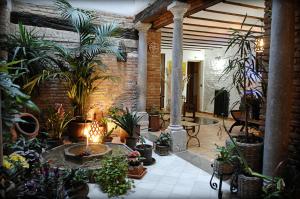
161;41;226;47
162;32;229;41
162;26;232;37
150;0;223;29
182;22;262;33
187;16;264;28
161;43;222;48
204;9;264;21
162;47;209;51
223;0;264;10
161;36;228;44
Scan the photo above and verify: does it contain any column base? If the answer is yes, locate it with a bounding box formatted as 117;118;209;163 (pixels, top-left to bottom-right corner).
136;112;149;135
166;125;187;152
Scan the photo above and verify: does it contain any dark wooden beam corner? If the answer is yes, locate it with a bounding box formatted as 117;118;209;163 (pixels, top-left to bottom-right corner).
10;11;138;40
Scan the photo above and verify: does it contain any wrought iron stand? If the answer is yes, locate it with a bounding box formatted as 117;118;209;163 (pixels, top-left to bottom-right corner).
209;163;238;199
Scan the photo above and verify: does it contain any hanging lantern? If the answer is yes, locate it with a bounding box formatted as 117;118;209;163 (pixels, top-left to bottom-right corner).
255;37;264;53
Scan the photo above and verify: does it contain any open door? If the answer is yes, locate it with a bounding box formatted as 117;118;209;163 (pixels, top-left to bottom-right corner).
186;61;201;112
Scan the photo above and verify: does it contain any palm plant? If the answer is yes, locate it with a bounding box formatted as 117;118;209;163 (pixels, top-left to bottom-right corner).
222;17;266;141
7;23;56;91
26;0;123;119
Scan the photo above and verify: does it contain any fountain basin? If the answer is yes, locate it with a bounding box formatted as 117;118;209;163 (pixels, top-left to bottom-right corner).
64;143;112;164
42;143;132;169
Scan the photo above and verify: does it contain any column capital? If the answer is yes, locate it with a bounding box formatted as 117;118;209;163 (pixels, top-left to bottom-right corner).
167;1;190;19
134;21;151;32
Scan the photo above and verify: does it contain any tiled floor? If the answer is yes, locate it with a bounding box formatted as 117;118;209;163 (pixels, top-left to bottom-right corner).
88;143;232;199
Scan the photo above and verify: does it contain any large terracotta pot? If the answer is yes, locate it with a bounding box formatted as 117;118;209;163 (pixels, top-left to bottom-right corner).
14;113;39;138
213;159;234;180
68;120;92;141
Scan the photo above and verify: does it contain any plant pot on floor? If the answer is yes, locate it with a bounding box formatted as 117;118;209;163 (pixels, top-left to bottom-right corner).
149;114;160;132
213;159;234;180
64;183;89;199
155;144;169;156
136;144;153;165
226;135;263;172
126;137;138;149
68;120;92;141
128;163;144;176
237;174;263;199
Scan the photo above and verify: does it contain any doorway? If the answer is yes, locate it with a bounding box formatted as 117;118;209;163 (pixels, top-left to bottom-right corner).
186;61;201;112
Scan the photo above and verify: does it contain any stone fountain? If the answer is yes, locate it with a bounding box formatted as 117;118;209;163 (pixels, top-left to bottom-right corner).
42;121;132;169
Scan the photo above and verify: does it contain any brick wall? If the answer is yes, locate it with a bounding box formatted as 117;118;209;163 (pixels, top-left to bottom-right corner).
264;0;300;170
146;30;161;110
9;1;139;119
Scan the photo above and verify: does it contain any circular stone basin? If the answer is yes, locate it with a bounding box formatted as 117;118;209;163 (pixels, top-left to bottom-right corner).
64;143;112;163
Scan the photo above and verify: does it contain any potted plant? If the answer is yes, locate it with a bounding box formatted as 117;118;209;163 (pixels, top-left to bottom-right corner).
154;132;171;156
44;103;74;147
213;144;236;181
109;108;141;149
62;168;89;198
136;136;153;166
93;153;133;197
127;151;145;176
148;106;160;132
25;0;123;141
222;17;266;173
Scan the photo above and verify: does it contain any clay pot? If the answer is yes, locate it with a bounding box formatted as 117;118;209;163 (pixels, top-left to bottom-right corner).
213;159;234;180
14;113;39;138
68;120;92;141
154;144;169;156
238;174;263;199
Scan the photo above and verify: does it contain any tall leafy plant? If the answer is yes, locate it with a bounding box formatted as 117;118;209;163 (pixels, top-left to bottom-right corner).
26;0;123;119
7;23;56;91
222;17;265;140
0;60;39;166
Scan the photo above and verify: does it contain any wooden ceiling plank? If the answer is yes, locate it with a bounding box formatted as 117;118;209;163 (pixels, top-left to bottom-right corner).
162;40;226;46
161;36;228;44
182;22;262;33
222;0;265;10
161;43;223;48
162;32;229;41
162;26;232;36
187;16;264;28
204;9;264;21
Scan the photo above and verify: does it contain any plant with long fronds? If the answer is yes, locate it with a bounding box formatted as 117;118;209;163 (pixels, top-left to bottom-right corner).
221;17;266;140
7;23;57;91
109;108;141;138
26;0;123;118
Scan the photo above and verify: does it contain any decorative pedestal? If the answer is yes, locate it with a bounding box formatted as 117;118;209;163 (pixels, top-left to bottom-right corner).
209;163;238;199
166;126;187;152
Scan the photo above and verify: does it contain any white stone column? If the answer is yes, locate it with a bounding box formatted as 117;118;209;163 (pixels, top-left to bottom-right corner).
167;1;190;152
135;22;151;134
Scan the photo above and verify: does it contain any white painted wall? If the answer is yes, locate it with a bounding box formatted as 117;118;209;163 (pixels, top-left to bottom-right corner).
162;47;241;115
161;49;205;111
202;47;240;114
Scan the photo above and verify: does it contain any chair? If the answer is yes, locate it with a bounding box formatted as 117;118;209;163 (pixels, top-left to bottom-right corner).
229;110;246;133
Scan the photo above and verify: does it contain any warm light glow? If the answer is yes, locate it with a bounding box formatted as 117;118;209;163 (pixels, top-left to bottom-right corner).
255;38;264;52
84;121;103;145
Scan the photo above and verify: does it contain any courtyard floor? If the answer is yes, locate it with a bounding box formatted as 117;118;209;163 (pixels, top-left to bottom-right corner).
88;139;232;199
